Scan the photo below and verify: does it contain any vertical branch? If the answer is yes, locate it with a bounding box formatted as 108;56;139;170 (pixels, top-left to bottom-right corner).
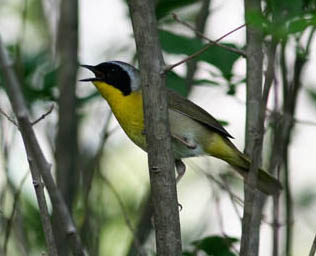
0;38;86;256
282;45;306;256
278;28;314;256
184;0;211;93
127;195;154;256
54;0;79;254
269;112;283;256
240;0;265;255
128;0;182;255
55;0;79;210
128;3;211;253
309;234;316;256
0;38;58;256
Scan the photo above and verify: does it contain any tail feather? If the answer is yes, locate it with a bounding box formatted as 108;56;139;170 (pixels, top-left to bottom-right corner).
206;134;282;195
228;148;282;195
233;165;282;195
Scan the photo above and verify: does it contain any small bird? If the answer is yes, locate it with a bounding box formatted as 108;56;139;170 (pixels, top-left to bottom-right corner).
81;61;281;195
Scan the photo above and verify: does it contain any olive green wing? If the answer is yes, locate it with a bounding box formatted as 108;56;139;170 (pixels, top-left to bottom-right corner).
167;89;234;139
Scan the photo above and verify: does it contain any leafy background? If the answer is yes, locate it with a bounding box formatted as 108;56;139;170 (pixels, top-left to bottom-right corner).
1;0;316;255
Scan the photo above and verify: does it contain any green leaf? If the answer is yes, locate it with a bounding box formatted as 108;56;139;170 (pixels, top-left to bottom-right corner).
78;91;100;105
21;197;46;251
218;120;229;127
159;30;241;80
193;79;220;86
166;71;189;97
192;235;238;256
307;88;316;101
166;72;220;97
288;17;316;34
182;251;195;256
155;0;197;20
268;0;304;20
296;189;316;208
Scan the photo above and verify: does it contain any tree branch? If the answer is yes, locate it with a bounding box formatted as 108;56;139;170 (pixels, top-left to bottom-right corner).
128;0;182;254
0;37;86;256
0;37;58;256
240;0;265;255
53;0;79;253
0;107;18;126
164;23;246;73
3;171;29;255
31;104;54;126
181;0;211;93
309;234;316;256
172;13;247;58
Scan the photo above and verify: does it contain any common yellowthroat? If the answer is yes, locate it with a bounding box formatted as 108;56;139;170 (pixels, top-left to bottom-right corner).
81;61;281;195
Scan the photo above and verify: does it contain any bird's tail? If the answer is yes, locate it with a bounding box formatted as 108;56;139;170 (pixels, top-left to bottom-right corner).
206;134;282;195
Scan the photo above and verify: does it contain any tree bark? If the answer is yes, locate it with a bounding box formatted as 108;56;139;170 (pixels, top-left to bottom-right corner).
54;0;79;254
240;0;265;255
0;38;86;256
128;0;182;255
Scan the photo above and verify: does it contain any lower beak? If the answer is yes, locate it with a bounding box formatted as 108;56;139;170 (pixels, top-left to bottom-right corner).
80;64;98;82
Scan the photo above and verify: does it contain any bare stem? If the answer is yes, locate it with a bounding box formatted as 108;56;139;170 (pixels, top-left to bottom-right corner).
128;0;182;254
31;104;54;126
0;107;18;126
164;24;246;72
240;0;265;255
0;37;86;256
172;13;246;57
99;172;145;256
3;172;29;255
309;234;316;256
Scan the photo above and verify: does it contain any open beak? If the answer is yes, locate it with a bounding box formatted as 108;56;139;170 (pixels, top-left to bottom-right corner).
80;64;100;82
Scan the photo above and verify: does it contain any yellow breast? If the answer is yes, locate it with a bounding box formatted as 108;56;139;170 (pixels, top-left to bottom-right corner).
93;81;146;150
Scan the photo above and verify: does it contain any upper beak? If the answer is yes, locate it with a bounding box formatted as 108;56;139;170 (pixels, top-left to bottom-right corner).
80;64;99;82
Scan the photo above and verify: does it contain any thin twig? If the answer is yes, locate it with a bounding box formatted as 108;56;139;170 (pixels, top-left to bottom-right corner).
3;171;29;255
82;112;113;206
172;13;246;57
272;166;281;256
31;105;54;126
189;161;281;228
221;178;242;220
294;119;316;127
98;171;146;256
309;234;316;256
0;108;18;126
188;161;244;206
234;97;316;127
213;191;240;255
0;37;86;256
183;0;211;93
164;23;246;73
0;37;58;256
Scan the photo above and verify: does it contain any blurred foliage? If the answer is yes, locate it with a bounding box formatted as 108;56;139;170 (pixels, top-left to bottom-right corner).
159;29;241;80
20;196;45;253
183;235;238;256
246;0;316;39
1;0;316;255
166;70;219;97
296;188;316;209
16;51;57;104
307;89;316;107
155;0;198;20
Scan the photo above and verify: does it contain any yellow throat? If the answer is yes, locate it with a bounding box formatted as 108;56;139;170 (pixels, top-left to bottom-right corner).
93;81;146;149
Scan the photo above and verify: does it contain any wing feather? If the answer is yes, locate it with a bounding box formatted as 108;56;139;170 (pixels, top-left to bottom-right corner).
167;89;233;139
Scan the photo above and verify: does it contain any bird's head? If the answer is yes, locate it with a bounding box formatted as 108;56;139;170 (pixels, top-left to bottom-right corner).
80;61;140;96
